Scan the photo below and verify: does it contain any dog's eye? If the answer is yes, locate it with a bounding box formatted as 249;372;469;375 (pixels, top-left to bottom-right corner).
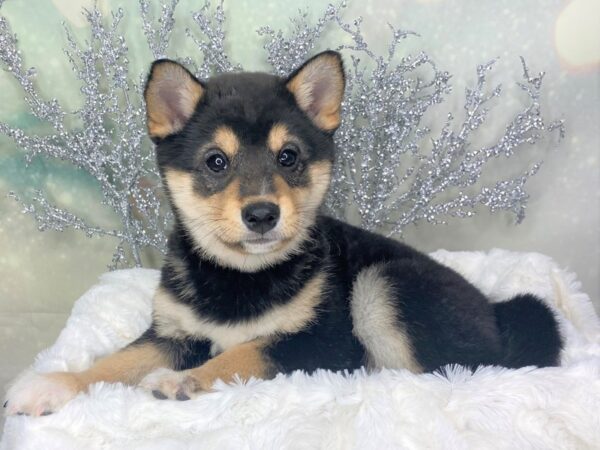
205;151;229;173
278;146;298;168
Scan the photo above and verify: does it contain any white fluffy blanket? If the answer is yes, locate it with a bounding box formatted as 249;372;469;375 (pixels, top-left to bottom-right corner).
2;249;600;449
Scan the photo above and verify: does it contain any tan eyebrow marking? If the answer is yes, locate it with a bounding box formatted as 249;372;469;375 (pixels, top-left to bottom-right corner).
212;126;240;158
267;123;292;154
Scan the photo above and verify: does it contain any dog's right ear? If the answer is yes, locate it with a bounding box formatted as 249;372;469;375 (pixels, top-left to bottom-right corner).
144;59;204;141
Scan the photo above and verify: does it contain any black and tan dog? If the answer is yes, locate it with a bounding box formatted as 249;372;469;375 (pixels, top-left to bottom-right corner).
6;51;562;416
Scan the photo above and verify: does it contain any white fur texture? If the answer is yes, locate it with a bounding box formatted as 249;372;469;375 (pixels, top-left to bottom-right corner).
2;250;600;449
139;367;197;400
4;372;80;417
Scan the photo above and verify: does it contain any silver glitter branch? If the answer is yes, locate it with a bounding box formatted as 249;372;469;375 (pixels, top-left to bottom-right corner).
258;3;343;76
140;0;179;59
186;0;241;78
305;11;564;234
1;1;564;269
1;4;172;268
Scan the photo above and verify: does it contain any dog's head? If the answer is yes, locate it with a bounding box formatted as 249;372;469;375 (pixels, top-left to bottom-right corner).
144;51;345;271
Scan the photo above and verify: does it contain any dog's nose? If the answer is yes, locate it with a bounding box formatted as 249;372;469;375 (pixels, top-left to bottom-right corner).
242;202;280;234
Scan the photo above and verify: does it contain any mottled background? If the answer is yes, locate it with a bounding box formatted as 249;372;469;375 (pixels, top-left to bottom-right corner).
0;0;598;399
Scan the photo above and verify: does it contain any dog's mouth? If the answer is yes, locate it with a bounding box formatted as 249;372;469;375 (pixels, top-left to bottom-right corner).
239;233;286;254
245;237;278;245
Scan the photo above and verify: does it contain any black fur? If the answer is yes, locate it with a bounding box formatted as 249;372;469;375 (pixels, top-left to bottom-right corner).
135;326;211;371
140;216;563;374
494;294;563;368
153;70;335;197
162;222;326;323
139;51;563;378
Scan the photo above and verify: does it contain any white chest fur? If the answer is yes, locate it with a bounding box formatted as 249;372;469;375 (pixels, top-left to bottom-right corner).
152;274;325;354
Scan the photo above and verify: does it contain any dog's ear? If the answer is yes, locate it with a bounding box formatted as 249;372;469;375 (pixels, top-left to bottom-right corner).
144;59;204;141
286;51;345;132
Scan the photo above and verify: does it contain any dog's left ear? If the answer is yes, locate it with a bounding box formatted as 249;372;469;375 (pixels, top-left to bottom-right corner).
286;51;345;132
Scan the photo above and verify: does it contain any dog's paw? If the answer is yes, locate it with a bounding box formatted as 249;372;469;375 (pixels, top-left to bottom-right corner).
4;370;83;417
139;368;200;401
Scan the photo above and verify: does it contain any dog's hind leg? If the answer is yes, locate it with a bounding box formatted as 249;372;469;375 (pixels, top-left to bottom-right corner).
350;265;424;373
350;260;504;373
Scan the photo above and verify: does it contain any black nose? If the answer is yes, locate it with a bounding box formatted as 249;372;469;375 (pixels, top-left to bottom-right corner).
242;202;280;234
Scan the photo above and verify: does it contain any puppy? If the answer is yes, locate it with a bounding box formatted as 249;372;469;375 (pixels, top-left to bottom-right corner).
5;51;562;416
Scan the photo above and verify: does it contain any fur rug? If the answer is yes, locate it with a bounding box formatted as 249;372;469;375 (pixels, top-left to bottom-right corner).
2;249;600;449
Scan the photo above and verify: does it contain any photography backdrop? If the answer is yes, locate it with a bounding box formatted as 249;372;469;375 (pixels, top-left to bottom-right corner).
0;0;598;396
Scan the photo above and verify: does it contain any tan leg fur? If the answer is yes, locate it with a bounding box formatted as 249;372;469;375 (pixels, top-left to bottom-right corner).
139;339;272;400
5;343;169;416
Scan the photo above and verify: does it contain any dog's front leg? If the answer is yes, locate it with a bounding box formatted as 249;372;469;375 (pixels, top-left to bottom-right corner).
139;338;273;401
5;337;174;416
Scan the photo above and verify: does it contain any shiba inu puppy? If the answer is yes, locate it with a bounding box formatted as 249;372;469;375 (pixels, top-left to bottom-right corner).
5;51;562;416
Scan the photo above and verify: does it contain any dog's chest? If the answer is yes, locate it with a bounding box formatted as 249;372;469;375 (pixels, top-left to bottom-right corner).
153;274;326;353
